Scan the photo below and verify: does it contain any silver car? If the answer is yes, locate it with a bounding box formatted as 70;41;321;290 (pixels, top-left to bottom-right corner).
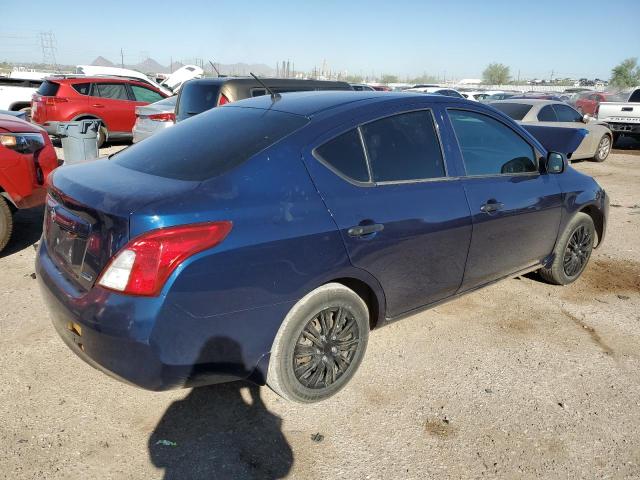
132;96;177;143
490;99;613;162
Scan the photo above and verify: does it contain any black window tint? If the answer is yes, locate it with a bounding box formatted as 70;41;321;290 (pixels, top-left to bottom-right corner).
537;105;557;121
176;83;221;121
361;110;445;182
114;107;308;181
251;88;267;97
72;83;91;95
491;103;533;120
95;83;129;100
131;85;164;103
554;104;582;122
36;81;59;96
628;90;640;102
449;110;537;176
315;129;369;182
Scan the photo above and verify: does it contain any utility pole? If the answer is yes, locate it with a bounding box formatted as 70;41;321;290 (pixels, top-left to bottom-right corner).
40;31;58;72
120;48;125;68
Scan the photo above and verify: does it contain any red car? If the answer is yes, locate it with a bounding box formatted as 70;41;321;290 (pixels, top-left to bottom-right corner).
575;92;620;116
31;76;167;147
0;113;58;252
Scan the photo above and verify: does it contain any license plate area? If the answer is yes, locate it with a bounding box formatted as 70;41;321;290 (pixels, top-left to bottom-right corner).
45;198;91;279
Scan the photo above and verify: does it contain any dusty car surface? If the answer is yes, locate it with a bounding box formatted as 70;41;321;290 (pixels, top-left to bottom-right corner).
37;91;608;403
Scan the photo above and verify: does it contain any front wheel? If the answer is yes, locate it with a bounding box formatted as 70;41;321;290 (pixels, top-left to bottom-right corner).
593;134;611;162
538;212;595;285
267;283;369;403
0;196;14;253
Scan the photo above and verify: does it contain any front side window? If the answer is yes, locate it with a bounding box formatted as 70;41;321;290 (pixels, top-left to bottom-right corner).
95;83;129;100
360;110;445;182
448;109;537;176
537;105;557;122
131;85;164;103
554;104;582;122
315;129;369;182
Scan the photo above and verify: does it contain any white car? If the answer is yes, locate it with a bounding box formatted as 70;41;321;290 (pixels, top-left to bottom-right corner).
75;65;203;95
404;87;465;98
460;91;490;101
0;77;42;119
132;96;177;143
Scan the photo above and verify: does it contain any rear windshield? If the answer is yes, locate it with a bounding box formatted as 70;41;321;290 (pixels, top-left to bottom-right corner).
176;83;221;121
490;102;533;120
114;106;308;181
37;81;60;97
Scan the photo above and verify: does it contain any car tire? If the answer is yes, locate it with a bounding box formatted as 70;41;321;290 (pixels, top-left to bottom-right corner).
267;283;369;403
97;125;107;149
593;134;611;162
538;212;595;285
0;196;14;253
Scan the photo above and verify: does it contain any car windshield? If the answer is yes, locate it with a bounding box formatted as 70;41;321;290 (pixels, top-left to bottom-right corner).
490;103;533;120
176;83;222;121
114;106;309;181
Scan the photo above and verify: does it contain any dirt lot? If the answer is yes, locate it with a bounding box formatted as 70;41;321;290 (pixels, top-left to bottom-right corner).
1;143;639;479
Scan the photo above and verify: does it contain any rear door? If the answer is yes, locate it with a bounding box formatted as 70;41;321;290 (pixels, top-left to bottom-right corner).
89;82;134;132
552;103;595;154
303;107;472;318
445;108;563;291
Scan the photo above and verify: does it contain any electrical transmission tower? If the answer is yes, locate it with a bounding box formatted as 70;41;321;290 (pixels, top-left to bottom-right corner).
40;31;59;71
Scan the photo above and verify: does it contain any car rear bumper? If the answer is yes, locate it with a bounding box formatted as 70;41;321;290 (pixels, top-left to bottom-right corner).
36;240;288;390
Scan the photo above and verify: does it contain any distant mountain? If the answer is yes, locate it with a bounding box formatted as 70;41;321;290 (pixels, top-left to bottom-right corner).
91;56;115;67
89;56;276;77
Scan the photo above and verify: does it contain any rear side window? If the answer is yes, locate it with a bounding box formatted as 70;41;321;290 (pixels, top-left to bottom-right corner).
361;110;445;182
449;110;537;176
491;103;533;120
315;129;369;182
131;85;164;103
176;82;221;121
36;81;59;96
537;105;557;122
628;90;640;102
114;107;308;181
95;83;129;100
554;104;582;122
72;83;91;95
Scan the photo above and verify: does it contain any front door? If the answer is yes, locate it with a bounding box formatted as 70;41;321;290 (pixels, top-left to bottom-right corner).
303;108;472;318
445;108;563;291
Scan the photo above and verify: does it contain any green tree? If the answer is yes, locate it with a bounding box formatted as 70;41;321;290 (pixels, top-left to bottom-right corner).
610;58;640;88
482;63;511;85
380;74;399;84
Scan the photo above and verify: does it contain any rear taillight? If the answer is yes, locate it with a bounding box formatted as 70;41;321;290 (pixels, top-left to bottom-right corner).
44;97;68;106
148;112;176;122
97;221;232;296
218;94;230;106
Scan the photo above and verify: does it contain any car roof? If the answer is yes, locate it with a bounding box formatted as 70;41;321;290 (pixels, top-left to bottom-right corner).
185;77;350;88
46;75;151;85
224;90;462;117
490;99;567;107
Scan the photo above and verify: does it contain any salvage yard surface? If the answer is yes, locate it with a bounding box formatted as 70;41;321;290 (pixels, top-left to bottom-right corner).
1;146;639;479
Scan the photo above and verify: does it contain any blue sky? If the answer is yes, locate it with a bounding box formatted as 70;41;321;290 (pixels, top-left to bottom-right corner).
2;0;639;79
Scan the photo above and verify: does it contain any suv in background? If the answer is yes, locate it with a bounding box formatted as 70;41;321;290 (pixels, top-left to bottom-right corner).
31;76;168;147
575;92;623;116
175;77;352;122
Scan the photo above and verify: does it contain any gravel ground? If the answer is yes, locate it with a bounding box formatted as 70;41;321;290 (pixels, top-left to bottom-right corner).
0;142;639;479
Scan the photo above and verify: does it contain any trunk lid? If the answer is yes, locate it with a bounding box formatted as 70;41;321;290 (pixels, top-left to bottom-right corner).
45;159;200;291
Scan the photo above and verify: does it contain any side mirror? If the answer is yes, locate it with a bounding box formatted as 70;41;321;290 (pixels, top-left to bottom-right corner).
545;152;565;174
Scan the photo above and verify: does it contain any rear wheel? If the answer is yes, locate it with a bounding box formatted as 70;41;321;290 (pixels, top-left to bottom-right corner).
539;212;595;285
593;134;611;162
0;196;14;253
267;283;369;403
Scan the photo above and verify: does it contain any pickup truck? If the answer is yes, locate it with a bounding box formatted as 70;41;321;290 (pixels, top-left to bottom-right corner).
596;87;640;142
0;77;43;119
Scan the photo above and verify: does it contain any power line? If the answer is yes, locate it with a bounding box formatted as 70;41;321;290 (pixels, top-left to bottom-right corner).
39;31;58;71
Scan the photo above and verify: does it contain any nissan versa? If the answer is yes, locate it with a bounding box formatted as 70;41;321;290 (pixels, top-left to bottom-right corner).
36;91;608;403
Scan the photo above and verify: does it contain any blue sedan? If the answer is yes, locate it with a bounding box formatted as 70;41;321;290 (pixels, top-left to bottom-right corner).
36;91;608;403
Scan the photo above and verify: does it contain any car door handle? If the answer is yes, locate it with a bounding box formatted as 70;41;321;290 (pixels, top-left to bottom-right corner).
92;104;105;108
480;201;504;213
348;223;384;237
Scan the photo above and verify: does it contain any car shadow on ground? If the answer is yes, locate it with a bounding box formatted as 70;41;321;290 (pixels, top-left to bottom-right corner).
1;206;43;259
148;339;293;480
612;136;640;153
